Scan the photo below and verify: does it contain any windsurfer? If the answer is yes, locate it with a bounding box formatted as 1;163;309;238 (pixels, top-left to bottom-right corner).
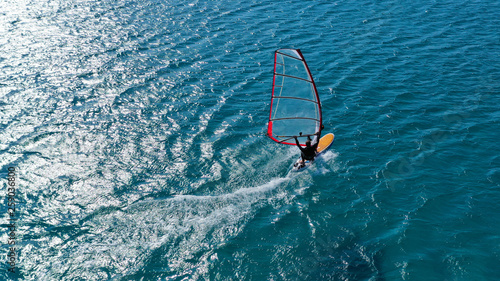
294;131;321;165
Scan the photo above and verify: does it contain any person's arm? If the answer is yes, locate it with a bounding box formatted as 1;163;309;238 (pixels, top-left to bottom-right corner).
294;137;305;152
312;132;320;150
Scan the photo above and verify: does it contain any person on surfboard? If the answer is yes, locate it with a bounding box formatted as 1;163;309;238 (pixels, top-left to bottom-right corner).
294;131;321;165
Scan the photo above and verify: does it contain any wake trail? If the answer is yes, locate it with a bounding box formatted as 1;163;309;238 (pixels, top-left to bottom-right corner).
28;174;297;279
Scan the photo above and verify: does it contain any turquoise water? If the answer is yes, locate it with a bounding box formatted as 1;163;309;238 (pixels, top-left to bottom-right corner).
1;0;499;279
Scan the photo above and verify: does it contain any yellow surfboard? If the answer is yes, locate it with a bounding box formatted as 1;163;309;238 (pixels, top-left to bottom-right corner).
292;133;335;171
316;133;335;153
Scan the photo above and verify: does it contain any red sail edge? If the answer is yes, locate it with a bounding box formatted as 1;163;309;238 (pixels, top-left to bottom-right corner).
296;49;322;131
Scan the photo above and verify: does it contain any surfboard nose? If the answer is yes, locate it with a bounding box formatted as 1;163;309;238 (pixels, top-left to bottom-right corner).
317;133;335;153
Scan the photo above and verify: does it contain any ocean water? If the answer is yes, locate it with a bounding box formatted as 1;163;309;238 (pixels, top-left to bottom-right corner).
1;0;499;280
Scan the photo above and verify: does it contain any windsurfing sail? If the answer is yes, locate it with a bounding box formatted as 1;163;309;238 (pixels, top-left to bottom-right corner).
267;49;322;146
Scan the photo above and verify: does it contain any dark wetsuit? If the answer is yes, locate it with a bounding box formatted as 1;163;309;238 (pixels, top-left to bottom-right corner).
295;133;320;161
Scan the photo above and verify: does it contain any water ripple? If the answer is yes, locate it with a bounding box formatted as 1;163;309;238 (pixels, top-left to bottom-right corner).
1;0;499;279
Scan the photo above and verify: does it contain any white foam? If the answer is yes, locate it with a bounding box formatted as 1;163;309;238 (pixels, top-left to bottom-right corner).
32;175;293;279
